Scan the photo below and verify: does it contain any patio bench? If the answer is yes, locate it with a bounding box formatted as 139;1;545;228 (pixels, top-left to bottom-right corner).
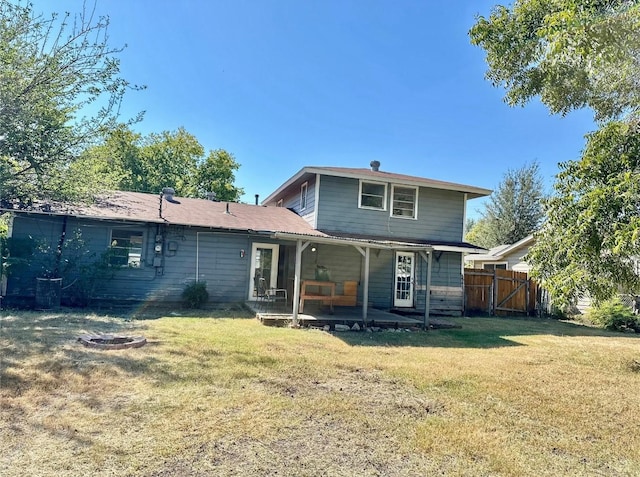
322;280;357;307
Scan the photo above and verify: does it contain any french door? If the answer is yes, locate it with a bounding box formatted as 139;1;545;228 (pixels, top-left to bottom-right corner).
248;243;279;300
394;251;415;307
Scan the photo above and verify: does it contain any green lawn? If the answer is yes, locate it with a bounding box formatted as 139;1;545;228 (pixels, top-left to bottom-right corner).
1;309;639;476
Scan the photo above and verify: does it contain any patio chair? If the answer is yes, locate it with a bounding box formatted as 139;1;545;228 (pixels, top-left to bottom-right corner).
257;277;287;312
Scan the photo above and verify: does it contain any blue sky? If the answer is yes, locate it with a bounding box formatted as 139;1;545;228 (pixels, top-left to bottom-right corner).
34;0;595;217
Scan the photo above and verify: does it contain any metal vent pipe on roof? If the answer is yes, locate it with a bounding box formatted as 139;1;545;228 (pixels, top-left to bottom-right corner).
255;194;259;205
159;187;176;218
370;160;380;171
161;187;175;201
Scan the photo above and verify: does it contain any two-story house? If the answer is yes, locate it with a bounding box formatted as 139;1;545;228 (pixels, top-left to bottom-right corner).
1;162;490;322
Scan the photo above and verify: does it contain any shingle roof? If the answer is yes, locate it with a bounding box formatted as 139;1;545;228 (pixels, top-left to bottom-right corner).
10;191;328;237
262;166;492;204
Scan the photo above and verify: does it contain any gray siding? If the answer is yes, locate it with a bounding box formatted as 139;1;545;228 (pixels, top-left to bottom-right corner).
300;245;395;309
6;214;258;304
277;176;317;227
190;231;253;301
6;202;466;312
368;249;395;309
316;175;465;242
415;252;463;314
296;245;463;312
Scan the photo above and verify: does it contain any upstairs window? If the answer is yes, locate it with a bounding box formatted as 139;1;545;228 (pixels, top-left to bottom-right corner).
109;230;144;267
391;185;418;219
300;182;308;210
359;181;387;210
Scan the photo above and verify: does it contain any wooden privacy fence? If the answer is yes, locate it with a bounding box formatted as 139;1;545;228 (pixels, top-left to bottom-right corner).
464;268;537;316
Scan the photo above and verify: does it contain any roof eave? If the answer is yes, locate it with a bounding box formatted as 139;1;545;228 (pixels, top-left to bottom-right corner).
2;208;166;225
272;232;487;253
261;167;313;204
316;168;492;197
263;167;491;200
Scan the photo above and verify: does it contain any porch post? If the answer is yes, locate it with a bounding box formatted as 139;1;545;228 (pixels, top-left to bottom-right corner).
292;239;303;326
423;250;433;330
363;246;370;324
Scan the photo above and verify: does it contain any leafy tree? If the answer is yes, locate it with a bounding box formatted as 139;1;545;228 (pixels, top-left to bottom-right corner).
465;217;492;249
0;1;141;207
71;124;143;193
469;0;640;122
194;149;244;202
465;162;545;249
471;0;640;306
81;125;243;199
527;120;640;307
139;128;204;196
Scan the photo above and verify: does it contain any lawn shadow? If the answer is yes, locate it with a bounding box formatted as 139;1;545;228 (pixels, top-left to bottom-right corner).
330;316;639;349
1;310;175;449
87;301;253;321
0;311;169;392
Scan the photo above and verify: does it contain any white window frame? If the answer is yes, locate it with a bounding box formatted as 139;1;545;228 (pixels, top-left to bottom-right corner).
358;180;387;210
391;185;418;219
300;182;308;210
109;229;145;268
248;243;280;300
483;262;508;271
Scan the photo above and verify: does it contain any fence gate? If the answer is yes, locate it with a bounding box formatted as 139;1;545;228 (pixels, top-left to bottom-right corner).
464;268;537;316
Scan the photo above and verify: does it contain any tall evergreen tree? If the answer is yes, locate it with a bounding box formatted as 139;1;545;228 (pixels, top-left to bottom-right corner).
466;162;545;249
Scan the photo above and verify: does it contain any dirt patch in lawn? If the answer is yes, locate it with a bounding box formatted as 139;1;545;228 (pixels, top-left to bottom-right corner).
149;368;447;477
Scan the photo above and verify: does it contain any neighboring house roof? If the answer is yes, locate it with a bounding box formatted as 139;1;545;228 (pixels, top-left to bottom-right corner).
3;191;328;237
468;234;535;262
262;166;492;204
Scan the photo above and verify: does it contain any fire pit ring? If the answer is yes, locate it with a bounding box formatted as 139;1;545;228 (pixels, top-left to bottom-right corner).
77;334;146;350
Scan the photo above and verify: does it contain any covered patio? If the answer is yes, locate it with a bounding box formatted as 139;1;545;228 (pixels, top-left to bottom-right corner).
245;230;485;330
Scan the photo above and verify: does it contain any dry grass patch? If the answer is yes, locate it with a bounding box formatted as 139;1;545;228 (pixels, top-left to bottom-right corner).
1;311;640;476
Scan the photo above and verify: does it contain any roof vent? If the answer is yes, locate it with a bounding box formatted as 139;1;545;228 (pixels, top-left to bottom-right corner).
206;191;217;201
161;187;176;201
370;160;380;172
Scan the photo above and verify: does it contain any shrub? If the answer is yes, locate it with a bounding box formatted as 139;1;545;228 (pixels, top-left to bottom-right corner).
589;297;640;332
182;281;209;308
